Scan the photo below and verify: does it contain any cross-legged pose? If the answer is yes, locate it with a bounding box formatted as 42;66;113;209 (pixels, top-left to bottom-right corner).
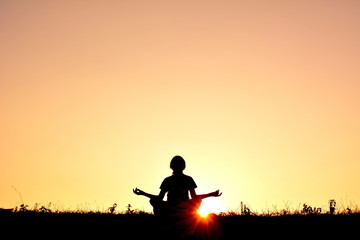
133;155;222;217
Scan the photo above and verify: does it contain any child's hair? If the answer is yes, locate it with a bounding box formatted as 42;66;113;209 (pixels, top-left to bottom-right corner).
170;155;186;173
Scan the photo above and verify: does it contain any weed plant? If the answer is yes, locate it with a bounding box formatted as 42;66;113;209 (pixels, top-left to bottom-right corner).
3;199;359;217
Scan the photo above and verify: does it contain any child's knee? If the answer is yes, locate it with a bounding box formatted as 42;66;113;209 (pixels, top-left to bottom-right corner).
190;198;202;210
149;198;157;206
150;198;162;207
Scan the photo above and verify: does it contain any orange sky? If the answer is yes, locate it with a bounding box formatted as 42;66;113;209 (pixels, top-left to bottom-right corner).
1;0;360;213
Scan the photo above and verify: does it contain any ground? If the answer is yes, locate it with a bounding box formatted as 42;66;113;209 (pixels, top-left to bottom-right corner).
1;211;359;239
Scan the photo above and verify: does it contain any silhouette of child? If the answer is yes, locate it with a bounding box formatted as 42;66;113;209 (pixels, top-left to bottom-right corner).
133;155;222;217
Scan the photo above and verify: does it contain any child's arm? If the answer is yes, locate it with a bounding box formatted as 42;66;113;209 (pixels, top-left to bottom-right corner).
133;188;166;200
190;189;222;200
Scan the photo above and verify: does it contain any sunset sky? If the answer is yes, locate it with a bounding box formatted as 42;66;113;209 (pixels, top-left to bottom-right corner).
1;0;359;213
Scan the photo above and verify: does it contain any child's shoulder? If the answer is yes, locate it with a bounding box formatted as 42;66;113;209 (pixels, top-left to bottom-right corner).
165;173;193;180
182;174;193;179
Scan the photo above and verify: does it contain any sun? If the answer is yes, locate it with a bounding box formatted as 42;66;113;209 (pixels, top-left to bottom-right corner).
197;205;211;217
197;199;223;217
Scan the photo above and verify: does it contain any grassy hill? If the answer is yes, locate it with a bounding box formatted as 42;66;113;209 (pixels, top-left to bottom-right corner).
1;209;359;239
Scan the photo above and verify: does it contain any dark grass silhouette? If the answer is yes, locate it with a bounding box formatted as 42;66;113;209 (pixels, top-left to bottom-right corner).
1;208;359;239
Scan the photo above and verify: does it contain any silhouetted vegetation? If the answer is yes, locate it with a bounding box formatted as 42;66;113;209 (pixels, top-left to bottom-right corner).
1;200;359;239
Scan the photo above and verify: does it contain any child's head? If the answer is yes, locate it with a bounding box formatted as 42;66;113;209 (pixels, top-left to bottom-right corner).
170;155;186;173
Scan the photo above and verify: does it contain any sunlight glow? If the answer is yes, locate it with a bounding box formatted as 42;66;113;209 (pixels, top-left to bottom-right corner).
197;200;219;217
197;208;210;218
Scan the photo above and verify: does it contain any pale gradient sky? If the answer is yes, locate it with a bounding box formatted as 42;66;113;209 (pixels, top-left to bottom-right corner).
1;0;359;213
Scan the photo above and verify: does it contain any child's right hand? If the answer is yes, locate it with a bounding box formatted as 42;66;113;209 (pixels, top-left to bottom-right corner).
133;188;144;195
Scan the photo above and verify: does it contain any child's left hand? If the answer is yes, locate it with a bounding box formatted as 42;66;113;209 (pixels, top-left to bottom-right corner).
211;190;222;197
